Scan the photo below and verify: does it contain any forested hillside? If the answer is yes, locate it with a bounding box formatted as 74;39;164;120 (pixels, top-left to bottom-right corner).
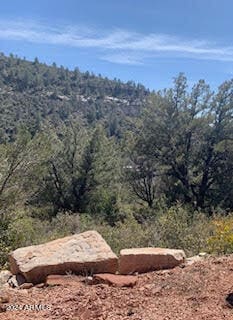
0;53;233;268
0;53;149;142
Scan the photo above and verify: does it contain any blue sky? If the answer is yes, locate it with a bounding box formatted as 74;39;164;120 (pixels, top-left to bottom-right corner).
1;0;233;90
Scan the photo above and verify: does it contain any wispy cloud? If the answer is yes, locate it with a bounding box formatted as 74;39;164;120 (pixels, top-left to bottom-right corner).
1;19;233;65
101;53;144;65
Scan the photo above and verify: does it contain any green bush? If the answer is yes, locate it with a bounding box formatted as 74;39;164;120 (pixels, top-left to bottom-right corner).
86;188;121;226
97;213;152;254
0;241;11;270
78;206;213;256
0;209;81;268
207;214;233;254
154;205;213;256
1;204;232;270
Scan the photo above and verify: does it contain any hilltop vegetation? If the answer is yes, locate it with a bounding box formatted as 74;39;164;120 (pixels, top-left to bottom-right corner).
0;53;233;267
0;53;148;142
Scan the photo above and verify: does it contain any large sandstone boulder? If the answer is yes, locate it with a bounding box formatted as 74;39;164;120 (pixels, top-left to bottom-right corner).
9;231;118;284
119;247;185;274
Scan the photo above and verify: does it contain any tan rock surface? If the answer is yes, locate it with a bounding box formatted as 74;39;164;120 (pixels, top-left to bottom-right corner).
119;247;185;274
9;231;118;284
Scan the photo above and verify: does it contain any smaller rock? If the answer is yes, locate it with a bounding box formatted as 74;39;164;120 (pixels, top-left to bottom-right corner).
83;276;94;285
93;274;137;287
46;275;81;286
186;255;204;266
199;252;207;257
8;274;26;288
19;283;33;289
0;270;12;286
119;248;185;274
8;276;18;288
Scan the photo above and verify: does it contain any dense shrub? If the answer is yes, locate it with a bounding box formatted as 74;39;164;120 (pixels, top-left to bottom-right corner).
0;209;81;268
154;205;213;256
78;205;214;256
1;205;233;269
207;215;233;254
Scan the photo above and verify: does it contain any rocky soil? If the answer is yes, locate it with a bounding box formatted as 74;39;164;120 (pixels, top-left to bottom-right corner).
1;255;233;320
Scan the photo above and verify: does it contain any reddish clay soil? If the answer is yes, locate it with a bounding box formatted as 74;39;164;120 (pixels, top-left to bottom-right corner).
1;255;233;320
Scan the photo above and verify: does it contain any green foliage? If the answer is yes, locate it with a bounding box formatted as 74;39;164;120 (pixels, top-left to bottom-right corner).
49;212;80;238
0;216;11;269
78;211;152;254
1;204;232;269
0;54;232;269
79;125;122;224
33;119;88;213
78;206;214;256
155;205;213;256
30;122;122;222
86;188;120;225
0;128;50;209
7;209;39;248
0;53;148;141
207;215;233;254
0;208;81;267
129;74;233;212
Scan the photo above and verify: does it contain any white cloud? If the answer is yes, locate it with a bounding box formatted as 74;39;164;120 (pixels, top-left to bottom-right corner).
101;53;144;65
0;19;233;65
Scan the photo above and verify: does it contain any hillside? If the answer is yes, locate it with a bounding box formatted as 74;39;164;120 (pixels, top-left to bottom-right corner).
0;53;149;141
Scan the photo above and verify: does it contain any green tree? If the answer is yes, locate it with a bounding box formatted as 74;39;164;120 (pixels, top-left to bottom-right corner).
35;119;87;213
131;74;233;211
0;128;50;215
78;125;122;224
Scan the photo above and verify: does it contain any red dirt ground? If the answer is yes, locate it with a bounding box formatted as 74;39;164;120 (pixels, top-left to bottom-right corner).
1;255;233;320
